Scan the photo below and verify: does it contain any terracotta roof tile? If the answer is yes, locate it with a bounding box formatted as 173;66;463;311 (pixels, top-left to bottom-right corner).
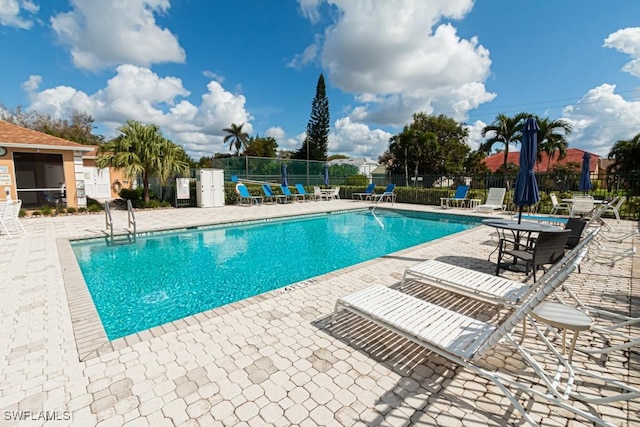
482;148;600;172
0;120;92;150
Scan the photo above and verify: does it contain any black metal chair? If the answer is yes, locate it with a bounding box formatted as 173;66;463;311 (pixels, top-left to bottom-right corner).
496;230;571;282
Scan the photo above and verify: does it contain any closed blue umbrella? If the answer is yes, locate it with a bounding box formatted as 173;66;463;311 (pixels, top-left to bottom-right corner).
323;163;330;187
514;117;541;223
578;152;592;193
281;164;288;187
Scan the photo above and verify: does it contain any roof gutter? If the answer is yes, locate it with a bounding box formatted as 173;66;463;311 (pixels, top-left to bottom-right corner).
0;142;94;152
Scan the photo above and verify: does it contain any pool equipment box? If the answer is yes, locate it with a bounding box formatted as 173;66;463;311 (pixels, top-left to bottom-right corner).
196;169;225;208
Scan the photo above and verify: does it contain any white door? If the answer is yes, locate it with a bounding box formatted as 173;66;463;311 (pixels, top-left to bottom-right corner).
84;167;112;199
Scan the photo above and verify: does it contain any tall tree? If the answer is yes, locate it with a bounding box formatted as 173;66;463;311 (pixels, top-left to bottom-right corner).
479;112;529;171
4;107;104;145
244;135;278;157
223;123;249;156
536;117;572;170
294;74;330;161
607;133;640;175
96;120;189;204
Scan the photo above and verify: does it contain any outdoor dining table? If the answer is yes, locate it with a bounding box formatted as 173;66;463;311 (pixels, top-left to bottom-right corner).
482;218;563;263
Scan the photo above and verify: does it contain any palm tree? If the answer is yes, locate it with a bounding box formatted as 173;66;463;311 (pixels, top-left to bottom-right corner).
96;120;189;204
223;123;249;156
535;117;571;170
479;112;529;171
608;133;640;175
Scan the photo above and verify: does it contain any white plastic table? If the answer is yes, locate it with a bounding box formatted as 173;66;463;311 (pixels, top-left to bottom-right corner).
527;301;593;363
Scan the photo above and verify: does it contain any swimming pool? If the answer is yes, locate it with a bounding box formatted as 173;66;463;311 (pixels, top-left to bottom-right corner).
71;209;481;339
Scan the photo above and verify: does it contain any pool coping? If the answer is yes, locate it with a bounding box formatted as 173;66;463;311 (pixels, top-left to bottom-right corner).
59;207;484;361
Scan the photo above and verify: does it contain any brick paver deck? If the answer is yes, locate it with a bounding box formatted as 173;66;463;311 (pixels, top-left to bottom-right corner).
1;200;638;426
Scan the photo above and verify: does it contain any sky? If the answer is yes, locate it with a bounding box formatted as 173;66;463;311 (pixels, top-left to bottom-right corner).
1;0;640;161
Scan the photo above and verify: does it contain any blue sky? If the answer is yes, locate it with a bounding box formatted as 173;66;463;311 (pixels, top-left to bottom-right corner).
1;0;640;161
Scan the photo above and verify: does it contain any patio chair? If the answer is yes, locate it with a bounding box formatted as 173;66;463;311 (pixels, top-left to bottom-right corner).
0;199;26;237
313;186;329;201
330;186;341;200
331;240;634;426
569;195;595;217
549;193;571;215
371;184;396;203
600;195;625;223
281;185;304;202
351;183;375;200
496;230;571;282
236;184;263;206
475;188;506;213
440;185;469;209
261;184;287;204
294;184;313;201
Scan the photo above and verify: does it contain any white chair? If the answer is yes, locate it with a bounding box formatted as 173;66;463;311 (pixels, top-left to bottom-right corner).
549;193;571;215
331;237;637;426
313;186;329;201
570;195;595;217
0;199;26;237
475;188;506;213
600;195;625;223
331;186;341;200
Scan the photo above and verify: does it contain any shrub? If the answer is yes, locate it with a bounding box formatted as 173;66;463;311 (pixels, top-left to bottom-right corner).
78;207;87;213
55;207;67;215
345;175;368;186
18;209;27;218
32;210;42;216
40;205;52;216
87;204;102;213
66;207;77;214
119;187;157;208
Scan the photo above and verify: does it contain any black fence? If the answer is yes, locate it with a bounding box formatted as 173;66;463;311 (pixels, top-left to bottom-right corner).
146;170;640;219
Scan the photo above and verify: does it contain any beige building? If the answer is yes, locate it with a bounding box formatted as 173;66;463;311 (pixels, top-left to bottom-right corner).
0;120;126;209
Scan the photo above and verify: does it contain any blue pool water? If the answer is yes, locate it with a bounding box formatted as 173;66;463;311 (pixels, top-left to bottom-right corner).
71;209;480;339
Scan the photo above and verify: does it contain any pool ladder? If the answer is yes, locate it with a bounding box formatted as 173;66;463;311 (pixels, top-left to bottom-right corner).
104;200;137;245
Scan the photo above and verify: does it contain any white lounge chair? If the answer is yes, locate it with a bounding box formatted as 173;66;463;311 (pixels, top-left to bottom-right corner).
475;188;506;213
600;195;625;223
332;239;637;425
401;228;599;308
0;199;26;237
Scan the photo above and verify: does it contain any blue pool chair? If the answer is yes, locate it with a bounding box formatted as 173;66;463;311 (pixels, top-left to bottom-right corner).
352;183;376;200
236;184;263;206
281;185;304;202
294;184;313;201
440;185;469;208
262;184;287;204
372;184;396;203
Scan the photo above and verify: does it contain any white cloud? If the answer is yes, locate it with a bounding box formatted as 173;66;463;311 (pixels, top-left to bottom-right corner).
329;117;392;158
295;0;495;128
24;65;253;159
21;74;42;95
0;0;38;29
202;71;225;83
50;0;185;71
297;0;323;24
287;34;322;70
562;84;640;156
465;120;487;151
604;27;640;77
265;126;305;152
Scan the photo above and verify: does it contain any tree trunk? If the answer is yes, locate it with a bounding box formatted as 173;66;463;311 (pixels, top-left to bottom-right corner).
143;174;150;204
404;148;409;187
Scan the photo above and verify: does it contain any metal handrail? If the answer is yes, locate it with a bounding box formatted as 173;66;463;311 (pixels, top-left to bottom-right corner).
127;199;136;236
105;201;114;241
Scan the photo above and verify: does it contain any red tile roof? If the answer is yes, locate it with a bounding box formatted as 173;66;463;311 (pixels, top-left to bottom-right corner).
482;148;600;173
0;120;93;150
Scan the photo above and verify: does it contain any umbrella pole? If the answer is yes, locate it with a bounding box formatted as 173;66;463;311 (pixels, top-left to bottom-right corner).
518;206;523;224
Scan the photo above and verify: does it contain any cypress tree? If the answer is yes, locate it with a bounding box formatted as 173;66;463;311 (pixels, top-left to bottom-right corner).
294;74;330;160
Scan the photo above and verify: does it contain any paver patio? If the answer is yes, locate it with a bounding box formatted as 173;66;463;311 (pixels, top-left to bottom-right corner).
0;200;638;426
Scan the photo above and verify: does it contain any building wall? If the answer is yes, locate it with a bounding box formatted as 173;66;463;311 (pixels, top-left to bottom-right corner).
0;146;82;208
